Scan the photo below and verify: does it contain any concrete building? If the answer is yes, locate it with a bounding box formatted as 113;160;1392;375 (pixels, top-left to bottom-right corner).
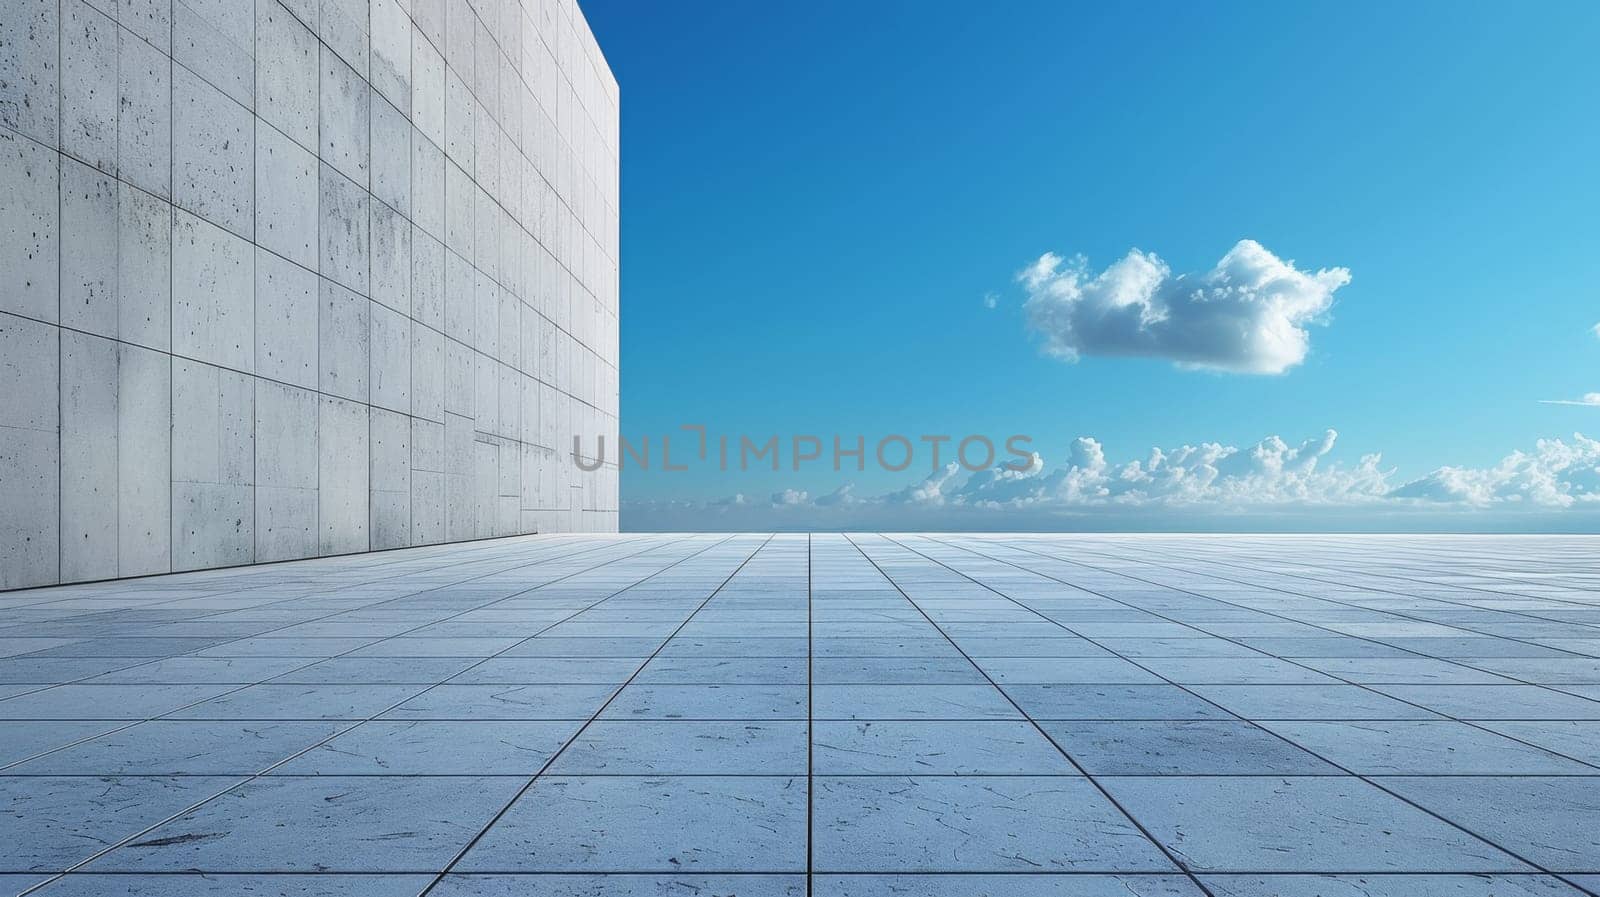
0;0;620;589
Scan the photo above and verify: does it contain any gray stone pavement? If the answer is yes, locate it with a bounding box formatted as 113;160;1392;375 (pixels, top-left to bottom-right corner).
1;533;1599;896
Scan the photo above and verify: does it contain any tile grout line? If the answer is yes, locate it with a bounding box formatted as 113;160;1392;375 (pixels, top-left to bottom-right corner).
913;534;1600;897
414;532;777;895
839;533;1220;897
0;530;672;777
14;533;718;894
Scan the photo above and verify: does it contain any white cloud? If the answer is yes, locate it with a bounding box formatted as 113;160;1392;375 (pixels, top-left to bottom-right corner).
1389;434;1600;507
1592;322;1600;339
982;292;998;310
625;431;1600;530
1020;240;1350;375
1541;393;1600;407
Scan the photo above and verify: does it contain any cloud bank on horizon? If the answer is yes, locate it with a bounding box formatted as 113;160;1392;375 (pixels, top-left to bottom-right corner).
625;430;1600;530
1020;239;1350;375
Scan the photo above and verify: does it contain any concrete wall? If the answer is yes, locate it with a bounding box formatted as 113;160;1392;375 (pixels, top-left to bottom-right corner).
0;0;619;588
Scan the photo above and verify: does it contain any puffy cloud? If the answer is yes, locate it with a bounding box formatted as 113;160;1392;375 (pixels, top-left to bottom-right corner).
624;431;1600;530
1020;240;1350;374
1541;393;1600;407
982;292;999;310
1388;434;1600;507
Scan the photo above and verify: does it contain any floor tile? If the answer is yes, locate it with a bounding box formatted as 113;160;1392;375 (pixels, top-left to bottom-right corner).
1101;776;1530;872
812;874;1205;895
167;684;429;720
1040;720;1337;775
380;685;619;720
85;776;527;872
272;720;582;775
456;776;807;872
812;720;1075;774
813;684;1021;720
1199;874;1591;896
813;775;1175;872
1367;685;1600;720
9;720;342;774
550;720;807;774
1374;776;1600;872
0;721;122;767
0;684;237;720
1261;720;1593;774
1475;721;1600;766
23;873;436;895
1185;685;1441;720
600;684;808;720
1001;684;1228;720
430;874;807;896
0;776;239;872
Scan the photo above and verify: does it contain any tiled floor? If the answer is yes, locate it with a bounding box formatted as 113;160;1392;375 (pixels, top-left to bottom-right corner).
1;533;1599;896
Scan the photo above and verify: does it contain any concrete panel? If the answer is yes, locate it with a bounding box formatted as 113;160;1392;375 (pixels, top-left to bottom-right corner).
411;26;444;148
474;272;498;360
411;0;442;51
59;158;119;337
319;44;369;186
371;96;411;219
370;198;410;315
117;182;171;351
120;0;172;55
60;0;118;173
171;360;254;570
59;330;120;581
319;278;369;401
411;131;445;239
443;157;472;258
256;250;319;389
0;129;59;321
444;337;473;417
173;210;254;372
442;68;473;176
443;248;474;344
369;0;410;114
369;300;410;413
174;0;254;106
256;0;319;150
255;380;318;562
319;163;369;294
410;321;445;422
473;352;498;436
173;66;253;236
0;423;60;588
474;439;495;538
171;358;254;487
172;481;253;570
318;395;368;555
409;410;444;541
369;407;409;549
411;226;445;330
118;25;171;198
318;0;369;76
410;469;444;545
117;343;170;576
0;0;59;146
256;123;319;269
0;312;59;436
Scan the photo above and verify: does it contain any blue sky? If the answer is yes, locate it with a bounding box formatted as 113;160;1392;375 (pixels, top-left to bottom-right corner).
581;0;1600;529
